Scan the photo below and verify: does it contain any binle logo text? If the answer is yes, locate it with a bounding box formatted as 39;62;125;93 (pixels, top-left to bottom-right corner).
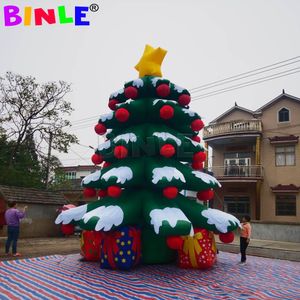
2;3;99;27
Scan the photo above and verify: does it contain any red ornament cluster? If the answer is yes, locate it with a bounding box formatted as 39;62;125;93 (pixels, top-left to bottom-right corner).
124;86;138;99
94;123;107;135
160;105;174;120
160;144;175;158
197;189;214;201
178;94;191;106
219;232;234;244
156;84;170;98
98;189;108;198
107;185;122;198
191;119;204;131
91;153;103;165
83;188;97;198
114;145;128;159
108;99;119;111
163;186;178;199
115;108;130;122
191;135;201;143
193;151;206;163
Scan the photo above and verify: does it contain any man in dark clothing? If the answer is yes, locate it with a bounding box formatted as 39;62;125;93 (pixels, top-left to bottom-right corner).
5;201;27;257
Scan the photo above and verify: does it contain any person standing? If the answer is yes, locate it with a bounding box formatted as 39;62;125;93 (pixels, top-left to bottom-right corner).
239;215;251;264
5;201;27;257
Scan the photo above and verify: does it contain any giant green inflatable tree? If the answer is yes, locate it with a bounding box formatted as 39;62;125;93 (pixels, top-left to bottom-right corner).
56;45;240;265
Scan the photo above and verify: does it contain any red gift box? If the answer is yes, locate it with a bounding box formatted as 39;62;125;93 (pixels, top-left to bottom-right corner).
178;229;217;269
80;230;103;261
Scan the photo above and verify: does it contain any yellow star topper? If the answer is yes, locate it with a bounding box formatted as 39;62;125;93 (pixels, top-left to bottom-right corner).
135;44;167;78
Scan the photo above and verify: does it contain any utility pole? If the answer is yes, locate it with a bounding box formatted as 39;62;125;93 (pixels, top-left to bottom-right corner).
45;131;53;189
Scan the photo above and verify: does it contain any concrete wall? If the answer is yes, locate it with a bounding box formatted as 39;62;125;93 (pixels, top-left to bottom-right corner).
0;202;62;238
251;221;300;242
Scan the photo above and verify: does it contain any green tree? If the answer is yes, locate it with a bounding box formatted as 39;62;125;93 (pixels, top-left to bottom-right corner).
56;46;240;265
0;72;78;187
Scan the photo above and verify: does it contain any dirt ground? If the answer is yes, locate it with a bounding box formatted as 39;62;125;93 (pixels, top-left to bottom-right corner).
0;236;80;261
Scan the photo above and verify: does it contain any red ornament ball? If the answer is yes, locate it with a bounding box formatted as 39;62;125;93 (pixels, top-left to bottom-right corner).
124;86;138;99
108;99;119;111
192;161;203;170
102;161;111;168
178;94;191;106
107;186;122;198
160;144;175;158
98;189;107;198
160;105;174;120
163;186;178;199
156;84;170;98
192;135;201;143
115;108;130;122
114;145;128;159
83;188;97;198
91;153;103;165
219;232;235;244
191;119;204;131
166;236;184;250
61;224;75;236
94;123;107;135
193;151;206;163
197;189;214;201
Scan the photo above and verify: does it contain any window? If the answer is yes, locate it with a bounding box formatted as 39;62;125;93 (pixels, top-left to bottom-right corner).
278;108;290;122
65;171;76;180
275;146;295;166
224;196;250;219
275;195;296;216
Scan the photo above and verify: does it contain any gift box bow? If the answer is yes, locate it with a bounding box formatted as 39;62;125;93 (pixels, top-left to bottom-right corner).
182;232;203;267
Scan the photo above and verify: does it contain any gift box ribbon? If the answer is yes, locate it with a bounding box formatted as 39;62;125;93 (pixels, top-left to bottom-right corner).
182;232;203;268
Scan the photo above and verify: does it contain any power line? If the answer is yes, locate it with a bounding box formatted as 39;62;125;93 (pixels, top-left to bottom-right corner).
61;55;300;131
191;68;300;102
189;56;300;92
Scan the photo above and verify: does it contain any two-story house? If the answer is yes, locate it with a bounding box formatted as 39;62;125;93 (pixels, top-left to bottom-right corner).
56;165;100;202
203;91;300;223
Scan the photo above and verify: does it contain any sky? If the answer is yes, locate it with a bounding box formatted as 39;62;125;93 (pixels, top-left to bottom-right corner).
1;0;300;166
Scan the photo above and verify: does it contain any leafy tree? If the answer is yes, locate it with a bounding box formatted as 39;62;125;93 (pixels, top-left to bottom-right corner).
0;72;78;187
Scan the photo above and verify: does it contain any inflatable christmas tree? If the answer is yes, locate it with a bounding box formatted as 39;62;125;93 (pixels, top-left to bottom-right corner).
56;45;240;270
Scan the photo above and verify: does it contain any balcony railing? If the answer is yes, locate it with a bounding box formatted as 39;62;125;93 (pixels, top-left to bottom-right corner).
203;119;262;139
208;165;263;179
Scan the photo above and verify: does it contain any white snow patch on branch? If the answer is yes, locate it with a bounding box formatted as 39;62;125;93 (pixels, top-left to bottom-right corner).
110;88;124;99
152;167;186;184
153;99;177;106
132;78;144;88
182;108;196;117
151;77;160;87
153;132;181;146
98;140;111;151
99;112;113;122
113;133;137;144
201;208;241;233
192;171;221;187
82;205;124;231
55;205;88;225
82;170;101;185
185;137;200;147
102;167;133;184
174;84;184;93
116;99;134;107
150;207;191;234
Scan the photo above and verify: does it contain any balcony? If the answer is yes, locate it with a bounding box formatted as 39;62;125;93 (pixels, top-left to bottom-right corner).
208;165;263;182
203;120;262;142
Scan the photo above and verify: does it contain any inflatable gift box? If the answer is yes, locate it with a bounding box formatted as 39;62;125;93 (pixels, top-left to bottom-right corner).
168;228;217;269
80;230;103;261
100;226;141;270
